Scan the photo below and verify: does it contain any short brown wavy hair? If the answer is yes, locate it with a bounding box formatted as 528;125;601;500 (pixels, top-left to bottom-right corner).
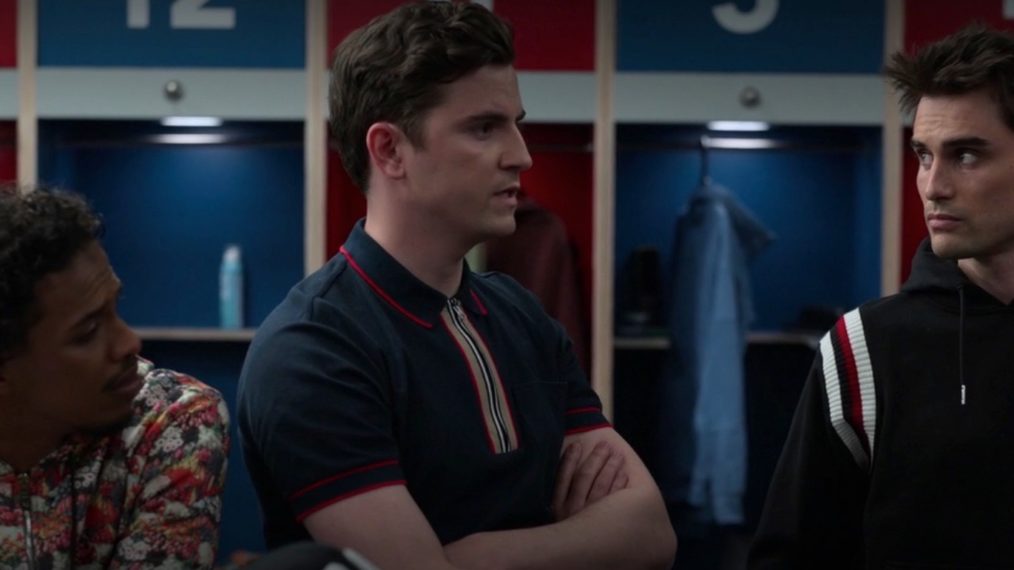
0;186;103;362
328;1;515;191
886;24;1014;130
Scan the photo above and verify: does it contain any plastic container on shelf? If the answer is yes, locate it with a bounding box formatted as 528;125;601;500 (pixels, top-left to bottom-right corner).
219;244;244;329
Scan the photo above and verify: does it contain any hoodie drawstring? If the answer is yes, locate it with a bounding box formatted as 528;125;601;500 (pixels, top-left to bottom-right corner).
69;453;78;570
959;285;967;406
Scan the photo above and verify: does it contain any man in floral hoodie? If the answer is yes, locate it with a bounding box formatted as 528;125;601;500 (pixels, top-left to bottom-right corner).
0;187;229;569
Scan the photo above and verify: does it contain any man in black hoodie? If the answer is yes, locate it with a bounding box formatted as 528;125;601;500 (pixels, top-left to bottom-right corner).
749;25;1014;569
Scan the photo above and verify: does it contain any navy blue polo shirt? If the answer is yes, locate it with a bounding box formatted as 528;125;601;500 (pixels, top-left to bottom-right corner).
237;220;608;548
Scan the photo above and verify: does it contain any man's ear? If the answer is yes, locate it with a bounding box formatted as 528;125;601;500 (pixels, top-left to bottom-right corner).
366;122;407;180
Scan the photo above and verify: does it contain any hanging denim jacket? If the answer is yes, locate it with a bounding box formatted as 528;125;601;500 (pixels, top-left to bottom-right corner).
655;183;773;524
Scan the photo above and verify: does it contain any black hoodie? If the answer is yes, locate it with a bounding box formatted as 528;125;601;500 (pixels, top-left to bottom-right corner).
749;239;1014;569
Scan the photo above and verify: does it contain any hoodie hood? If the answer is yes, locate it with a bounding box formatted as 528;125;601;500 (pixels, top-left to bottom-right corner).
900;238;967;294
901;238;1011;311
898;238;1013;406
900;238;970;406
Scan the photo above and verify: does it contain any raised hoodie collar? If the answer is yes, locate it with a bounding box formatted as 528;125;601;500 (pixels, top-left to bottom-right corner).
902;238;1012;310
900;239;1014;407
901;238;966;293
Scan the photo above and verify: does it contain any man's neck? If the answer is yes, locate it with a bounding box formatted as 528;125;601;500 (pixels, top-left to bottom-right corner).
958;252;1014;304
363;214;470;298
0;415;67;473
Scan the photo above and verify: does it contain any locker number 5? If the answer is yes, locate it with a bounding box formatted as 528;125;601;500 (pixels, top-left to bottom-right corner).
713;0;778;34
127;0;236;29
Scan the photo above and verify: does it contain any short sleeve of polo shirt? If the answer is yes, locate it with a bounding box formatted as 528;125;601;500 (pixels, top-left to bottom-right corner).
553;316;611;435
241;313;404;523
502;277;610;435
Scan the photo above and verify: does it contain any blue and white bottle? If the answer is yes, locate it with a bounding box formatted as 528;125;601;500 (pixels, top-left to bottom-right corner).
219;244;244;329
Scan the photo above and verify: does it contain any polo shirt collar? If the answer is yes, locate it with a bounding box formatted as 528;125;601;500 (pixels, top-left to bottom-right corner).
339;219;488;328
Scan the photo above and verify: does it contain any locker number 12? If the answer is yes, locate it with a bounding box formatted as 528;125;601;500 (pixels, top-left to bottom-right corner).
127;0;236;30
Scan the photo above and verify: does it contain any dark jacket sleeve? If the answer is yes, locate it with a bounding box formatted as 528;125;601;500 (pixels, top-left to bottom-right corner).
748;356;868;569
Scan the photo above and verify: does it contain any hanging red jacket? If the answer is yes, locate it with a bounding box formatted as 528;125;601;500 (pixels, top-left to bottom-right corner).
485;196;589;372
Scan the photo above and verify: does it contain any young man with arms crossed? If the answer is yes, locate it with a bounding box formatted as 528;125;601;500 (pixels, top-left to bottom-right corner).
237;2;676;569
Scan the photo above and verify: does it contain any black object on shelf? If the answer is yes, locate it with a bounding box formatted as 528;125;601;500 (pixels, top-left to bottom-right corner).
617;246;663;336
786;305;845;334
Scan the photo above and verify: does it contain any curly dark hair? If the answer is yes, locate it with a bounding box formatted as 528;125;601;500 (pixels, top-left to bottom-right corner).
886;24;1014;130
329;1;515;191
0;186;103;362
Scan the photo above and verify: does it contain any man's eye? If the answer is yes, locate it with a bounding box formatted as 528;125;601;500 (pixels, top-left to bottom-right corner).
914;149;932;168
957;150;978;166
73;324;99;345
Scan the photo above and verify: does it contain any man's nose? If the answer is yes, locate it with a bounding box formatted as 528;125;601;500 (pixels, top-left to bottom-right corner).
503;124;533;172
110;315;142;361
920;160;955;202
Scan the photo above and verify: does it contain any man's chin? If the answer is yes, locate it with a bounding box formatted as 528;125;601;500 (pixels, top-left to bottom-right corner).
488;218;517;238
83;410;135;436
929;235;970;260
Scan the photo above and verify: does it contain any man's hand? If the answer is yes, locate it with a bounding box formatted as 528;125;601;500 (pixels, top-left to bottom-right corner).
448;429;675;569
551;440;629;520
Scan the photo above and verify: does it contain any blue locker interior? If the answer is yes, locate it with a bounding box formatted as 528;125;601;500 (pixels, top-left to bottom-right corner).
37;119;306;558
614;124;883;333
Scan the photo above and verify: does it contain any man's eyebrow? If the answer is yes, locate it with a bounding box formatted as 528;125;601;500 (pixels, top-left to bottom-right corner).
70;281;122;329
464;111;511;123
464;109;526;123
911;136;991;150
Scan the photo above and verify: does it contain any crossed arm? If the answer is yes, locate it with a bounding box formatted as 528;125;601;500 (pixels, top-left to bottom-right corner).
304;427;676;570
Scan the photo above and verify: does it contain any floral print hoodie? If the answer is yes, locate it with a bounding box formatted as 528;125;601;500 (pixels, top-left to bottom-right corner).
0;360;229;569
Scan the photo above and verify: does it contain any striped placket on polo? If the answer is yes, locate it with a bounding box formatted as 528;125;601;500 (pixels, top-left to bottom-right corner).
441;297;520;454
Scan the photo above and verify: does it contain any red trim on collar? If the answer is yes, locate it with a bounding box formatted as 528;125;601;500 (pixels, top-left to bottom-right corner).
339;246;433;329
470;290;489;316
